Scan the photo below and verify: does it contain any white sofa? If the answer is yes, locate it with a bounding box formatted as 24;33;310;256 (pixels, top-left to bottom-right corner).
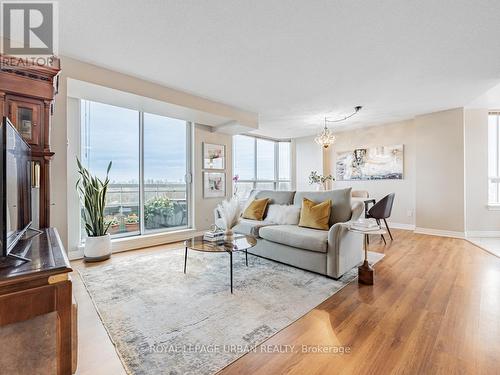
214;188;364;279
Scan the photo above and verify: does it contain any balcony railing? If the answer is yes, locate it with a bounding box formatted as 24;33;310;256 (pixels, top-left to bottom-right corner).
83;183;188;238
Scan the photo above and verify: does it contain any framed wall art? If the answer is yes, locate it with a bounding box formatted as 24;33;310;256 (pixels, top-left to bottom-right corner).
203;143;225;170
203;172;226;198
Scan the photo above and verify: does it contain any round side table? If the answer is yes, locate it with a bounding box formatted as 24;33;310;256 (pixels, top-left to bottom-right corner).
345;226;387;285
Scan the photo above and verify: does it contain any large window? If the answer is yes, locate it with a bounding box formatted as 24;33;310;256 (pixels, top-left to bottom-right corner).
233;135;291;199
489;112;500;205
80;100;191;240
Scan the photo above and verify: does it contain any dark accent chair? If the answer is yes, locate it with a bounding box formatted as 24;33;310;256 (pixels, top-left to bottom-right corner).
365;193;395;244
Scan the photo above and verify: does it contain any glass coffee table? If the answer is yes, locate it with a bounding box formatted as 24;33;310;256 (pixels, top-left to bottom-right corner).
184;234;257;293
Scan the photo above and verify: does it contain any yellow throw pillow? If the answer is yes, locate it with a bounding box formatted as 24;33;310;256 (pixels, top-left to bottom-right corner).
242;198;270;221
298;198;332;230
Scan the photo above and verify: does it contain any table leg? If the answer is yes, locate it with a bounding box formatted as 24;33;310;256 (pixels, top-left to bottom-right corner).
364;234;368;263
230;251;233;294
184;247;188;274
245;249;248;266
358;234;374;285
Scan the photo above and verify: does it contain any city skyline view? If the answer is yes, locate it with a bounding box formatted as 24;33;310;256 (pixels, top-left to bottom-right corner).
81;100;187;184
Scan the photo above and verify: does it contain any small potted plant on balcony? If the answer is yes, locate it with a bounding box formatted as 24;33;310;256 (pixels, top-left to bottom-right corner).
144;196;174;229
76;158;113;262
125;213;140;232
105;216;119;235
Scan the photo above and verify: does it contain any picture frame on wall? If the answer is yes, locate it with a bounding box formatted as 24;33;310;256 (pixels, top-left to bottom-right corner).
203;172;226;198
203;143;225;169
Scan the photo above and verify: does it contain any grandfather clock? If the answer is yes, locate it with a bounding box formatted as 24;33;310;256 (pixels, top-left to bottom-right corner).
0;54;61;228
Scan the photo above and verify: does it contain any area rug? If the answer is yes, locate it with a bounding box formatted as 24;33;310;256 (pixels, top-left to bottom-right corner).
79;248;384;375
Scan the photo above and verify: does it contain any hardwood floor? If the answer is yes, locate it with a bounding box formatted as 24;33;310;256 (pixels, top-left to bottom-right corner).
72;230;500;375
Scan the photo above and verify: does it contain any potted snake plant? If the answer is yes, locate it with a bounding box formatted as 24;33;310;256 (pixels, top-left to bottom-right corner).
76;158;113;262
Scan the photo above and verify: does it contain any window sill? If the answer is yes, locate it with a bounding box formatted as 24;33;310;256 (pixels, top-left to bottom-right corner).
69;227;200;260
487;204;500;211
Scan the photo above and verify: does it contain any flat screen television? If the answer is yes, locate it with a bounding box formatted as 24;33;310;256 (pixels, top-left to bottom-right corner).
0;117;32;257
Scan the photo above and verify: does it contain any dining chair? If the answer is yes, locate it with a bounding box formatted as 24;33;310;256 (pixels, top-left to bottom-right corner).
352;190;369;198
365;193;395;244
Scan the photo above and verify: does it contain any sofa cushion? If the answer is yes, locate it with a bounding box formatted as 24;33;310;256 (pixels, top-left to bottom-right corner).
232;219;275;237
259;225;328;253
242;198;269;220
298;198;332;230
294;188;352;225
266;204;301;225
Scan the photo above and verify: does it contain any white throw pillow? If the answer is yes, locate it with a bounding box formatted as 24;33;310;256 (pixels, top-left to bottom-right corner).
266;204;301;225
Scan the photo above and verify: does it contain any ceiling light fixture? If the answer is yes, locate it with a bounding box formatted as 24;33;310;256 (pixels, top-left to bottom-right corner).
314;106;363;149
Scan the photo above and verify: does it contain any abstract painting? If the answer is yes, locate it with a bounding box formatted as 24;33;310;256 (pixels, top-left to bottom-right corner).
336;144;404;181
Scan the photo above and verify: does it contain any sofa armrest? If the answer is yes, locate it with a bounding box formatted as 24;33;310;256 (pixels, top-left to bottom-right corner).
326;221;364;278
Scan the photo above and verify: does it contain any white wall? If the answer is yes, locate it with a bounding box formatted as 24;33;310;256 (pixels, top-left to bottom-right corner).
414;108;465;234
66;97;80;252
294;136;323;191
194;124;233;230
464;108;500;234
328;120;416;227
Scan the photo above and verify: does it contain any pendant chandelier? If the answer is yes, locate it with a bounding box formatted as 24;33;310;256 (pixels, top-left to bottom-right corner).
314;119;336;149
314;106;362;149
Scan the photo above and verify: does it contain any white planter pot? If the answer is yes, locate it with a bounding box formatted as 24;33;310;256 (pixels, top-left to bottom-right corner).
84;234;112;262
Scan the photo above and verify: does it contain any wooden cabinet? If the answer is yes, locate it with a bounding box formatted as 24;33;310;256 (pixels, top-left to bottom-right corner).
0;228;75;374
0;54;60;228
6;95;43;147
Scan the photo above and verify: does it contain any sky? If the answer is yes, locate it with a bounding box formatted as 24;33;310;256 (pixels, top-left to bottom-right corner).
81;101;186;184
233;135;290;180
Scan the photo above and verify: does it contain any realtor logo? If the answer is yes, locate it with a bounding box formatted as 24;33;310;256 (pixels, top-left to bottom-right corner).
1;1;57;55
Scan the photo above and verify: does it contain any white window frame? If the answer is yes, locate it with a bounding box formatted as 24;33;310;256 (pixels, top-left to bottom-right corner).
489;111;500;207
233;135;292;194
79;99;193;241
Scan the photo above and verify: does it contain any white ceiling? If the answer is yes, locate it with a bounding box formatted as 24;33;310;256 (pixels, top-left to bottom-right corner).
467;82;500;109
59;0;500;138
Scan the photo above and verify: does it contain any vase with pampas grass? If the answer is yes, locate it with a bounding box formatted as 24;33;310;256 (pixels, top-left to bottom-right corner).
217;195;241;241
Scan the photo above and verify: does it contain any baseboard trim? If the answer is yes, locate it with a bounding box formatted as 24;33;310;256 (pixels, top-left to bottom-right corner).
466;231;500;238
414;227;465;239
387;222;415;231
